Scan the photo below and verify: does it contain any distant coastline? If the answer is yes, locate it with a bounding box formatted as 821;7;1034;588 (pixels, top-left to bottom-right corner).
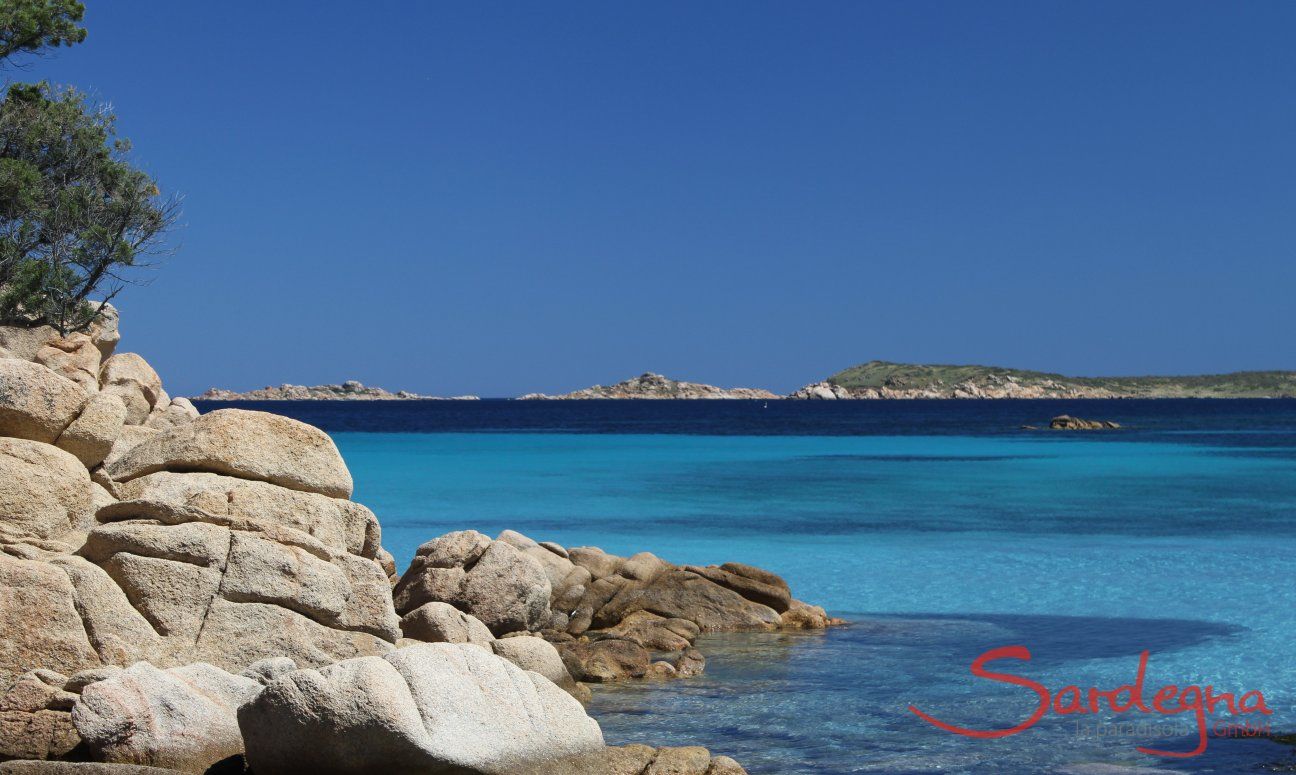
194;380;479;401
517;372;778;400
194;363;1296;401
791;361;1296;400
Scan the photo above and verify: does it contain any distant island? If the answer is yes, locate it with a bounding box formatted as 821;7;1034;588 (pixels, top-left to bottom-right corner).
195;380;479;401
518;372;779;400
790;361;1296;399
195;365;1296;402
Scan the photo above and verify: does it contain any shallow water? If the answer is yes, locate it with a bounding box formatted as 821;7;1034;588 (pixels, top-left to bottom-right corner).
199;399;1296;773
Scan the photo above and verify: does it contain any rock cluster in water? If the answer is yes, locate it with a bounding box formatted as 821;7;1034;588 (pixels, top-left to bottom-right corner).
195;380;478;401
1048;414;1121;430
519;372;778;400
0;309;835;773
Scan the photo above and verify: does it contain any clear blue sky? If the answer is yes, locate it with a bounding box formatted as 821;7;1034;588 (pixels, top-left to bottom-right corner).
25;1;1296;396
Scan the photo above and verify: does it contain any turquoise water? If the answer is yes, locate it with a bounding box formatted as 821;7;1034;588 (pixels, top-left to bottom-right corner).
326;428;1296;773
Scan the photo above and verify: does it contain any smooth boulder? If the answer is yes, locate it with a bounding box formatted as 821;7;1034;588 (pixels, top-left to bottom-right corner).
238;642;604;774
399;601;495;647
72;662;260;772
106;409;354;498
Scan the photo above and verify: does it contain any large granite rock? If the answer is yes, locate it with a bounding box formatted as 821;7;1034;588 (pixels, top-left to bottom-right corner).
393;531;553;636
238;642;605;774
491;635;587;702
98;354;163;426
399;601;495;648
0;438;95;542
55;393;127;468
0;361;87;444
34;335;101;395
0;393;396;682
73;483;399;671
72;662;260;772
106;409;353;498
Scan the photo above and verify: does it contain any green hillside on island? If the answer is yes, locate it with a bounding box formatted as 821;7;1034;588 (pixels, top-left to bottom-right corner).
823;361;1296;398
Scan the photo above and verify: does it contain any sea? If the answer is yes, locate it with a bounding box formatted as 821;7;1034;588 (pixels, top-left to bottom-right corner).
194;398;1296;774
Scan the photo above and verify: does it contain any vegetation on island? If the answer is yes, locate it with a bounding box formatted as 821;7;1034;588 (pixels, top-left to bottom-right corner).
826;361;1296;398
0;0;176;335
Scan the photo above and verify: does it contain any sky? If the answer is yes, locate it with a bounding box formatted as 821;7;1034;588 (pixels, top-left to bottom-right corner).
20;1;1296;396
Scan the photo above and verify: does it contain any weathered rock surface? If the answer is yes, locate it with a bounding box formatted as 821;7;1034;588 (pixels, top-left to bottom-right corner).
0;439;94;545
519;372;778;400
98;354;163;426
55;393;127;468
72;662;260;772
399;601;495;647
0;335;396;684
34;335;101;395
491;635;587;702
238;642;605;774
393;531;553;636
0;361;87;444
106;409;354;498
1049;414;1121;430
0;309;118;365
0;669;81;762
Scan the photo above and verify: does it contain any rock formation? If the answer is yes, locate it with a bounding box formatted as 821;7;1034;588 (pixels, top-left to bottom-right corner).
1049;415;1121;430
392;529;840;686
0;308;763;773
194;380;478;401
519;372;778;400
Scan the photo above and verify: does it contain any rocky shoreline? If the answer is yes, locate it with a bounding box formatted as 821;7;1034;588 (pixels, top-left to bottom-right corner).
195;380;479;401
0;309;838;774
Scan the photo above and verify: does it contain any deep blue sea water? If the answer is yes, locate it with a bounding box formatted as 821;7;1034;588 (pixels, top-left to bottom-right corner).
197;399;1296;774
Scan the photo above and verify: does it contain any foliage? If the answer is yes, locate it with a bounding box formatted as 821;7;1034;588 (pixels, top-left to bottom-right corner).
0;1;176;334
0;82;177;333
0;0;86;65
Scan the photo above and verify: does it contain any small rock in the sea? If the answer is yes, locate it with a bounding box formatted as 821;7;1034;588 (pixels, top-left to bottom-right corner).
1049;414;1121;430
